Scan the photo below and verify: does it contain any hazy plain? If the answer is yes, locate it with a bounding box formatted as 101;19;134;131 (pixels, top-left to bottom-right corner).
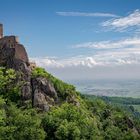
68;79;140;98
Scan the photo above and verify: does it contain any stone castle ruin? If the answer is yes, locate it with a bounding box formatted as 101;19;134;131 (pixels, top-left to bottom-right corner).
0;24;31;100
0;24;29;65
0;24;3;38
0;24;58;111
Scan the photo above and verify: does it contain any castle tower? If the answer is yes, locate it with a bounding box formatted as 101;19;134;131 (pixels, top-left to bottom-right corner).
0;24;3;39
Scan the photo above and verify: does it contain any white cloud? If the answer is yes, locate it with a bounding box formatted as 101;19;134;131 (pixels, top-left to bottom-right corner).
72;37;140;49
30;57;64;68
30;56;99;68
30;36;140;80
30;52;140;80
102;9;140;31
30;50;140;69
30;37;140;69
56;11;119;18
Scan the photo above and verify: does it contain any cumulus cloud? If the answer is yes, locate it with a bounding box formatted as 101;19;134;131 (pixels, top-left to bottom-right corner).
30;50;140;69
56;11;119;18
30;56;99;68
30;36;140;69
30;54;140;80
30;57;64;68
102;9;140;31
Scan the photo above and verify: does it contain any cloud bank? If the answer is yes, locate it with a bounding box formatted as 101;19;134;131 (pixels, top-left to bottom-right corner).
30;56;140;80
30;36;140;69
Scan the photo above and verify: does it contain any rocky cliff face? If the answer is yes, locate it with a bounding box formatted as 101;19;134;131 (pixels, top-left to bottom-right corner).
0;35;58;111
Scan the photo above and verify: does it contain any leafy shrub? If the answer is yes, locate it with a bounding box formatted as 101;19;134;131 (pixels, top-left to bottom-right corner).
0;67;21;103
0;97;46;140
42;103;102;140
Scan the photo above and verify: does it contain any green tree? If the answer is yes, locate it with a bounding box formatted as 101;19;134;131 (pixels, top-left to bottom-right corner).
0;97;46;140
42;103;102;140
0;67;21;103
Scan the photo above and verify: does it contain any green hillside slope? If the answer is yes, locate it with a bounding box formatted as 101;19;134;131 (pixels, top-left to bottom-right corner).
0;67;140;140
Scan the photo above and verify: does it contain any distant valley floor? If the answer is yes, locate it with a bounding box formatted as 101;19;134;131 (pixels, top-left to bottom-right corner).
67;79;140;98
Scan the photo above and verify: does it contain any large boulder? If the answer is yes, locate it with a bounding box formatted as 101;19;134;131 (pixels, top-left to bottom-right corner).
31;77;58;111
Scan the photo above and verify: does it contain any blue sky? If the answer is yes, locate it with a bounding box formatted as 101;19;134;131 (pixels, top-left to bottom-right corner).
1;0;140;80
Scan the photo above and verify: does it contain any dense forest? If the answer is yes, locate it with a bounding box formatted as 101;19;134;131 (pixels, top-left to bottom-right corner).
0;67;140;140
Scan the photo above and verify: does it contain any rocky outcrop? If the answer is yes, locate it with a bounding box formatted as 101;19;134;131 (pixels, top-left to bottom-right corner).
0;34;58;111
124;117;134;129
66;94;80;106
31;77;58;111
